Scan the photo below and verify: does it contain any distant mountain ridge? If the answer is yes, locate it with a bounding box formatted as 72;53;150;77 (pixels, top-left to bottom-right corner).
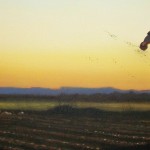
0;87;150;95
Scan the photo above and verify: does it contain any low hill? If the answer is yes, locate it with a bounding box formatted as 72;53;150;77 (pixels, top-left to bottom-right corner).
0;87;150;95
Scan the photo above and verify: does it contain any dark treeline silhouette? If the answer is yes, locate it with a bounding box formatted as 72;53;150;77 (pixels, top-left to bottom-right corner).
0;92;150;102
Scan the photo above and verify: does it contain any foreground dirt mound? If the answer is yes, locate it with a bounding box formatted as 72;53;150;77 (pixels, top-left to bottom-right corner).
0;110;150;150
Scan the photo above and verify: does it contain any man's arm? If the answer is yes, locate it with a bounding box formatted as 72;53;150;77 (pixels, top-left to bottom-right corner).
140;31;150;50
143;32;150;44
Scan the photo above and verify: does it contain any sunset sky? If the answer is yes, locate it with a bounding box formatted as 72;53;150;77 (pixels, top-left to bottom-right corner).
0;0;150;90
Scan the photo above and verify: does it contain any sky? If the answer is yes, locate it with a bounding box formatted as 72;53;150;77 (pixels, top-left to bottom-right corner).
0;0;150;90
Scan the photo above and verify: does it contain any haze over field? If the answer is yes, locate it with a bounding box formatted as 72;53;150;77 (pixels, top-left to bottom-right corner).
0;0;150;90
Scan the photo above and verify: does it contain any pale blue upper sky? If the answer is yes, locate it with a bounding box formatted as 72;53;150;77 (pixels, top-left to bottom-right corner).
1;0;149;42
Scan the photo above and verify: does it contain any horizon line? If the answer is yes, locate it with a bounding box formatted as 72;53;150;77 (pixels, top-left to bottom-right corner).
0;86;150;91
